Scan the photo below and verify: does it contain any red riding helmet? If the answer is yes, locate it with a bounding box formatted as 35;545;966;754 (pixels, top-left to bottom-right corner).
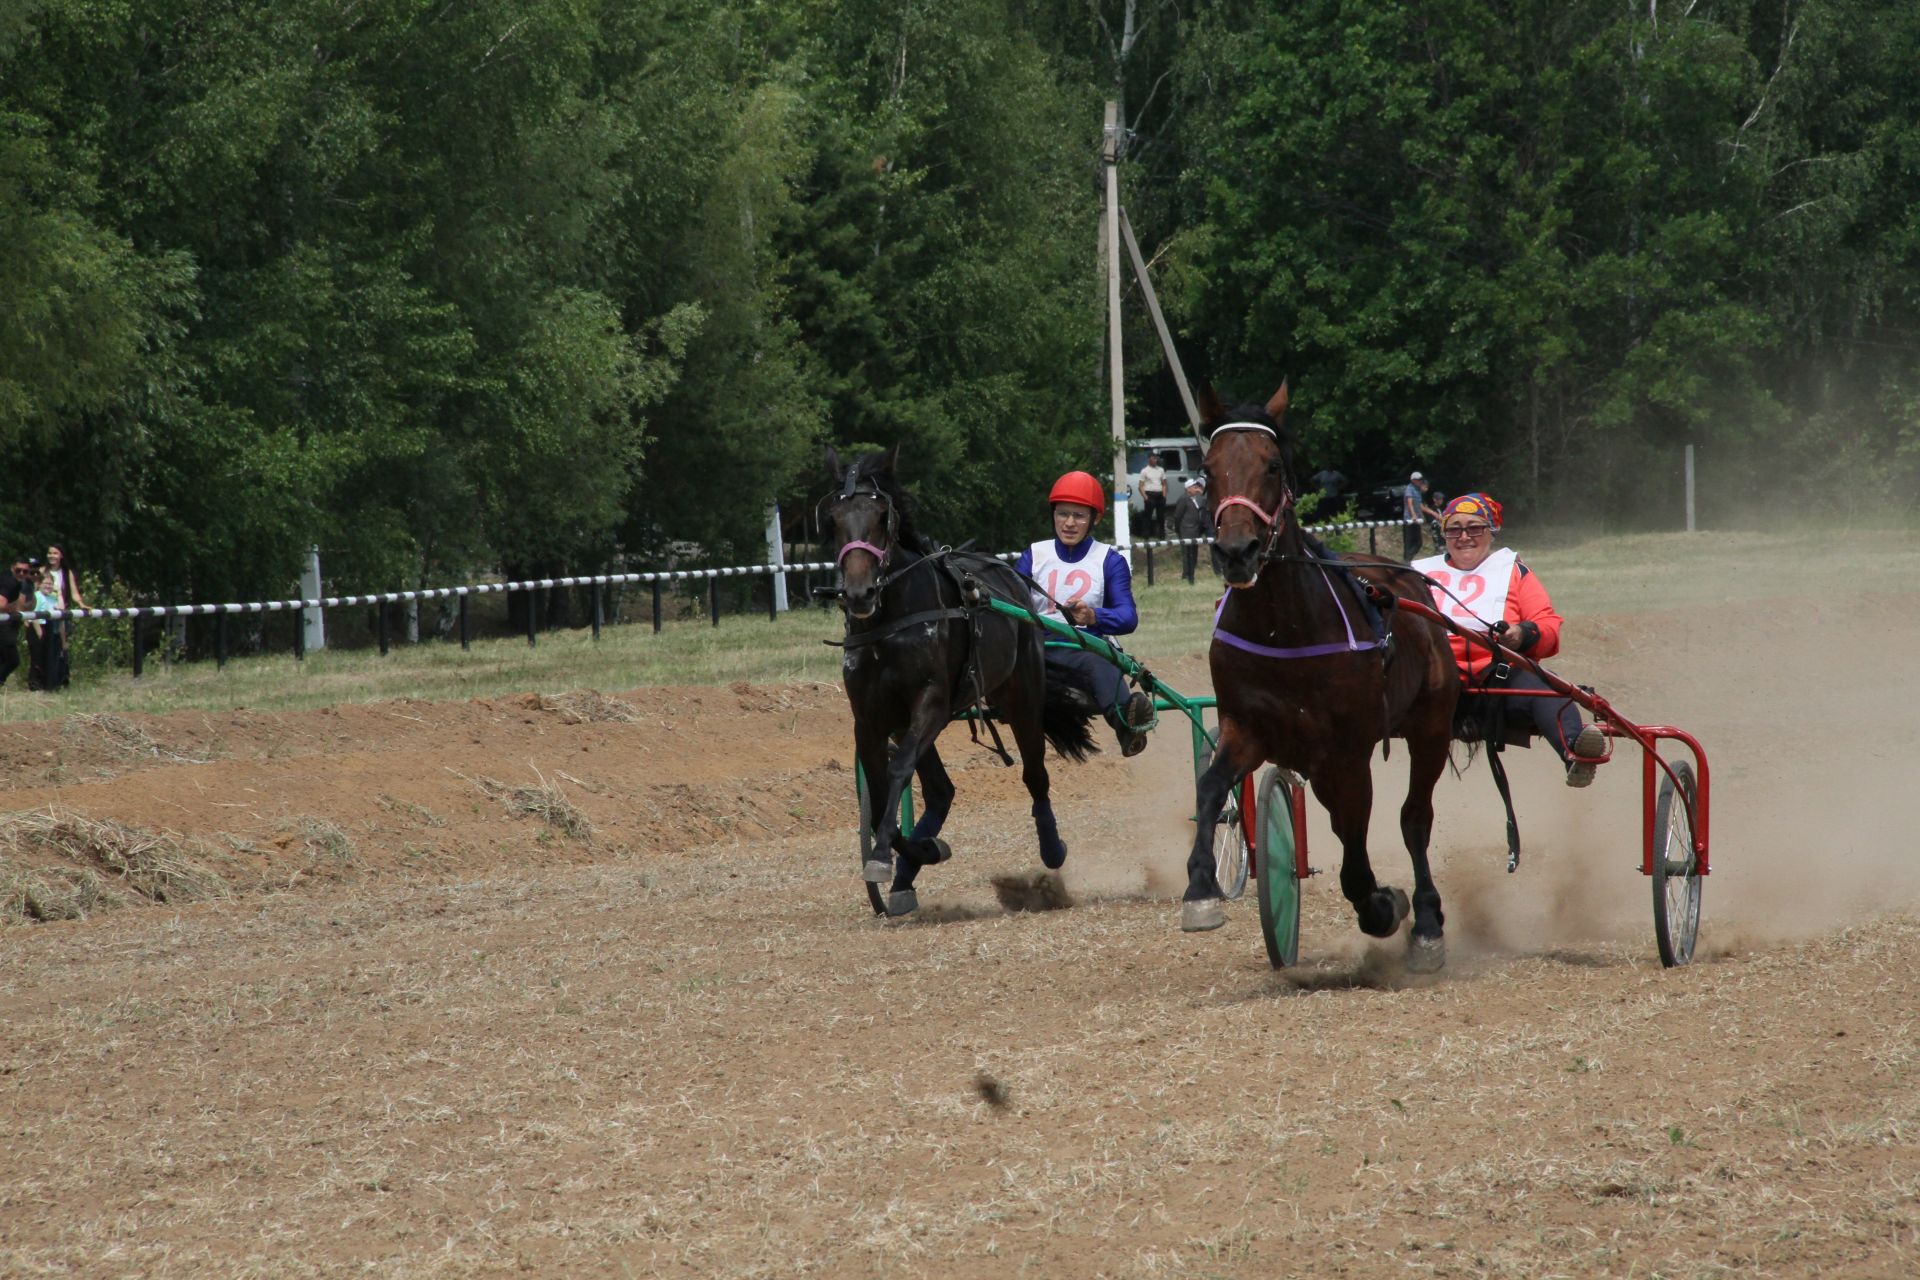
1048;470;1106;519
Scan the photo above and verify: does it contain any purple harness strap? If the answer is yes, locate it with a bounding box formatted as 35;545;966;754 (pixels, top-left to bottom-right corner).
1212;565;1389;660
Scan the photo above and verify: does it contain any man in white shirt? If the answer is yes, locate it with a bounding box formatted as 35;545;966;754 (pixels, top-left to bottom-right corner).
1138;452;1169;538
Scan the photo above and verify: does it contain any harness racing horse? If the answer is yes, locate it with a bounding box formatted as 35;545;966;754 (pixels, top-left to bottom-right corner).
822;445;1097;917
1180;386;1463;972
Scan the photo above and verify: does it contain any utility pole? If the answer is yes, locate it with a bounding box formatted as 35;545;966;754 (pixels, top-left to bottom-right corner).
1103;101;1131;557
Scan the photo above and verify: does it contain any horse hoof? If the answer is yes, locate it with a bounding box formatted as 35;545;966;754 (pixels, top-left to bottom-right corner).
1387;886;1411;931
887;889;919;917
863;859;892;884
917;837;953;865
1406;934;1447;974
1181;899;1226;932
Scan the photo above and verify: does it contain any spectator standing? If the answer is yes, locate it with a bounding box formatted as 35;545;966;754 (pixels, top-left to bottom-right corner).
45;544;85;690
1170;476;1213;583
1402;471;1439;560
1138;451;1169;538
0;557;30;688
1311;468;1349;504
30;566;60;691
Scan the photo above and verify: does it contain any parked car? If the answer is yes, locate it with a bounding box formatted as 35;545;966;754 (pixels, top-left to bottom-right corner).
1359;481;1447;524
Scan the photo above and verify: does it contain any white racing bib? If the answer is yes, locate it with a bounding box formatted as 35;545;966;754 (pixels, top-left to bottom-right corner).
1413;547;1517;632
1028;538;1110;621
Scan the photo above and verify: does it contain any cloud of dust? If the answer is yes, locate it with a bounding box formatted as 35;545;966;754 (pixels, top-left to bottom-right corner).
1097;582;1920;961
1420;587;1920;958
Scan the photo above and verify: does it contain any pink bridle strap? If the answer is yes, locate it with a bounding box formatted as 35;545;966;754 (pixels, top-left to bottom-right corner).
1212;494;1282;527
836;539;888;567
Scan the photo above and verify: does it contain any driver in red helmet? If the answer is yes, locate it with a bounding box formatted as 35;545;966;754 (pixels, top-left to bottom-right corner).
1013;471;1156;756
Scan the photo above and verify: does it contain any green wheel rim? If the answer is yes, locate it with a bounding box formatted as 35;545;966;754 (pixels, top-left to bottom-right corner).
1256;768;1301;969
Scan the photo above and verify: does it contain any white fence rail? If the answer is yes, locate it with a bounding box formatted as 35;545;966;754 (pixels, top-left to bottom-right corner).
16;518;1415;675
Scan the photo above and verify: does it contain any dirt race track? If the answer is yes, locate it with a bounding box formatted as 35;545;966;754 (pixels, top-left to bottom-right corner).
4;594;1919;1278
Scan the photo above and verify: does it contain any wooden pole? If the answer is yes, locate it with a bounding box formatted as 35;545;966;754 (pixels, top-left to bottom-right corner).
1685;444;1696;532
1103;101;1131;559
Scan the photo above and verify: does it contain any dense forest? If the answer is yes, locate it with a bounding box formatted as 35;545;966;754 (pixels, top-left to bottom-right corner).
4;0;1917;609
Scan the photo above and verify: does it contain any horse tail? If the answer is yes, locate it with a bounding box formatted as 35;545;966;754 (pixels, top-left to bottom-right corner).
1041;681;1099;762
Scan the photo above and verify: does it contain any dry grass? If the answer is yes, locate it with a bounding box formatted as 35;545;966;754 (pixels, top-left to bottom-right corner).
457;767;593;841
64;712;209;764
537;688;642;723
0;807;229;922
283;816;355;865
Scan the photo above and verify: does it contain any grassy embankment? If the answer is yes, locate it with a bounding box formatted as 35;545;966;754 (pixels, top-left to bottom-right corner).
2;528;1914;723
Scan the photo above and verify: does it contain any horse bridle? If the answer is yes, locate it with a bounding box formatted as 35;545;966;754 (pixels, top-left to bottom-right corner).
1207;421;1295;564
822;465;901;585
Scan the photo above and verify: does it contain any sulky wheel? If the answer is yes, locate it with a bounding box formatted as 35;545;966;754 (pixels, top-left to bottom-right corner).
1651;760;1702;967
1256;767;1304;969
854;763;886;915
1213;778;1251;902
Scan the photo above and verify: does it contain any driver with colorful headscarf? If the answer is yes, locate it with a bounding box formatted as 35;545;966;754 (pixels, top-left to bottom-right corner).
1412;493;1607;787
1014;471;1156;757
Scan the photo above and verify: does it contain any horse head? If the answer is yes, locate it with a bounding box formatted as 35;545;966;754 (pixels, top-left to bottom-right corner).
822;442;905;619
1200;382;1296;588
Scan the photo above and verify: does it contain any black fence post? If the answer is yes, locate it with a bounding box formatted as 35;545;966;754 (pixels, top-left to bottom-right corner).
591;581;603;640
1145;544;1155;586
377;600;390;656
1368;527;1378;556
294;605;306;662
709;577;720;627
458;593;471;650
768;571;778;622
217;612;229;670
651;581;663;633
527;586;539;648
133;615;146;679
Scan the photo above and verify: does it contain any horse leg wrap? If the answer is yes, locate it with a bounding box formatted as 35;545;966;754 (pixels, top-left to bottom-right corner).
1033;802;1067;870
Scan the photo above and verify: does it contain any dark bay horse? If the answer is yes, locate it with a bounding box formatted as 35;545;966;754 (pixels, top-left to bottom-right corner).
822;445;1096;917
1180;385;1462;971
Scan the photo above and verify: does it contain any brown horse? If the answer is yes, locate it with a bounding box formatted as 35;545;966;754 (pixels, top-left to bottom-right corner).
1180;384;1462;971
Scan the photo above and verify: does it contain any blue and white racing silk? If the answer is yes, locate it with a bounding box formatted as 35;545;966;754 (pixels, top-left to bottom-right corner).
1014;538;1139;637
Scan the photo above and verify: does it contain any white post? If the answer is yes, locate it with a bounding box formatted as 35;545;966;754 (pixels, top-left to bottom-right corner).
1684;444;1696;533
1103;101;1132;560
765;502;789;612
301;547;326;652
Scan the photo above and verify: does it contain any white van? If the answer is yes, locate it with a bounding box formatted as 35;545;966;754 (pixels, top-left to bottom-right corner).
1124;435;1205;515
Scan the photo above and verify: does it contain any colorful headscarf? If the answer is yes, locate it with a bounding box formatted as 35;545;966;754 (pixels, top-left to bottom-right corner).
1441;492;1503;531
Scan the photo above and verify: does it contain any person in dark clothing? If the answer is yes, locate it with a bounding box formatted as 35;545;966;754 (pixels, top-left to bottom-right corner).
1169;475;1213;583
0;557;31;688
1402;471;1438;560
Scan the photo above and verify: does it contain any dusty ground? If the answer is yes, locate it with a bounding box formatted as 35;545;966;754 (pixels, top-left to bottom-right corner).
3;595;1918;1278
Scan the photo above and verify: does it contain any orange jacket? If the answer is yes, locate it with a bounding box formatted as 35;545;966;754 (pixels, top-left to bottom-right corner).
1447;558;1562;679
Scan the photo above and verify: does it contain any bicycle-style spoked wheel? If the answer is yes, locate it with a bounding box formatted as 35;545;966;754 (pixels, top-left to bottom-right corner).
1651;760;1701;967
1256;767;1304;969
1213;778;1250;901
